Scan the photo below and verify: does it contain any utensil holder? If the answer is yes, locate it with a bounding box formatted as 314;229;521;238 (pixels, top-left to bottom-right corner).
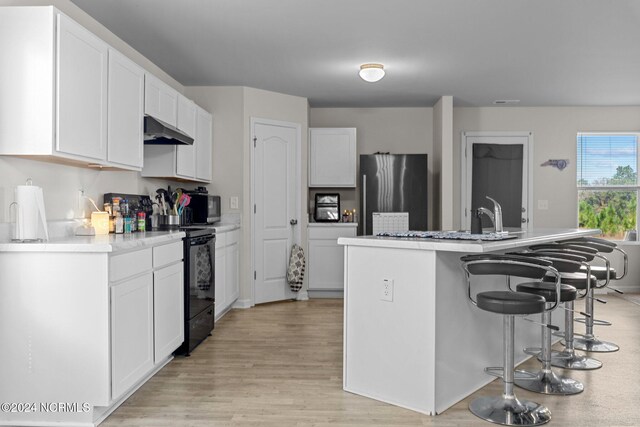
158;214;180;230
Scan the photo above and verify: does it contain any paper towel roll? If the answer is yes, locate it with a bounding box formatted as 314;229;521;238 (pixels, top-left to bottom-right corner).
15;184;49;241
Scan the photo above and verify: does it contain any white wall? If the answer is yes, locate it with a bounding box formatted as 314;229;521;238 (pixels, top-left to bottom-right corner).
185;86;309;304
309;107;434;229
454;106;640;290
452;106;640;229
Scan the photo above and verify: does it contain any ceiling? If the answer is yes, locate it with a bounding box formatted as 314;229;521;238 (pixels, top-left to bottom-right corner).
71;0;640;108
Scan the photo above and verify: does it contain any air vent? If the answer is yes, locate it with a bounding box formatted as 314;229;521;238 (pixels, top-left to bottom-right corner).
493;99;520;105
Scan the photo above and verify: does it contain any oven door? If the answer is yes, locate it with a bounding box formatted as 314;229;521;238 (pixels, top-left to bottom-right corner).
187;234;215;317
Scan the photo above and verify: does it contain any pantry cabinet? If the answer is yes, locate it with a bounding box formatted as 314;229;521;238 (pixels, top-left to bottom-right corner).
309;128;357;187
0;7;144;170
307;223;357;293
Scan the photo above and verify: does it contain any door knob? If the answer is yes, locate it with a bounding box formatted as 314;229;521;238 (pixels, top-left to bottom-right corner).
290;219;298;225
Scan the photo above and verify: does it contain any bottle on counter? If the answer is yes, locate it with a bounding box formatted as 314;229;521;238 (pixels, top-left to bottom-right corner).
115;212;124;234
137;212;146;232
124;215;132;234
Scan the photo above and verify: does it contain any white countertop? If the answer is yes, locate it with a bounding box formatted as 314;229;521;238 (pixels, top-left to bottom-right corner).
338;228;600;253
214;223;241;233
0;230;185;253
308;222;358;227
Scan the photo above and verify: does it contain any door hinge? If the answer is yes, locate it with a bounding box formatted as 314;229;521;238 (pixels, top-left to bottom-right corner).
465;207;467;217
254;204;256;214
253;136;257;148
254;271;256;280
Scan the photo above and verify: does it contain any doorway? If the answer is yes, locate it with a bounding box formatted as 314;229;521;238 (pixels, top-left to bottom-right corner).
251;118;301;305
461;132;533;231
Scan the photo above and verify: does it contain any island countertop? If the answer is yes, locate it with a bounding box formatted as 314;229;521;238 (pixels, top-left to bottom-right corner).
338;228;599;252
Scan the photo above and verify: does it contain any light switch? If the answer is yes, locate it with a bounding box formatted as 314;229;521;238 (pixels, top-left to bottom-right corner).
230;196;239;209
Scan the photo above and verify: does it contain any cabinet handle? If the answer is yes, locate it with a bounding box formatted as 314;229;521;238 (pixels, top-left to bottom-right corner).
290;219;298;225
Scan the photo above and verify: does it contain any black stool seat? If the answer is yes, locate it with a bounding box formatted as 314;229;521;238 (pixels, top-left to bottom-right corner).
516;282;577;303
477;291;546;315
544;272;596;290
579;265;616;280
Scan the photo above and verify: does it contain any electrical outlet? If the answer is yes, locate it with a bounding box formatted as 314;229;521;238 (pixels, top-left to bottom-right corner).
538;199;549;210
380;279;394;302
230;196;239;210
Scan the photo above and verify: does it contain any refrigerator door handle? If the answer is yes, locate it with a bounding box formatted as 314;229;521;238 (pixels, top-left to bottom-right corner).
362;174;367;235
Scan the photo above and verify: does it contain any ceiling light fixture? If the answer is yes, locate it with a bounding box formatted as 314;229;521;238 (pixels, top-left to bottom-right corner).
359;63;385;83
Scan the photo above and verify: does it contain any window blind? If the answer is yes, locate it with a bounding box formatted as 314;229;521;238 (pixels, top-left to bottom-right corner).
577;134;637;186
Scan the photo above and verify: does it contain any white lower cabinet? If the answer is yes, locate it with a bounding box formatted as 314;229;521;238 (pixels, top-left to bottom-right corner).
110;240;184;401
111;272;154;400
153;261;184;363
214;228;240;320
308;224;357;292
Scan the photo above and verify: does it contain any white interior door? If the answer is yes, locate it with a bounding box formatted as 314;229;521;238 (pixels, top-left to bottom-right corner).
461;132;533;231
252;119;300;304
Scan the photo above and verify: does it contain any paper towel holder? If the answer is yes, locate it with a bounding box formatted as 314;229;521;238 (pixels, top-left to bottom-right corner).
11;178;49;243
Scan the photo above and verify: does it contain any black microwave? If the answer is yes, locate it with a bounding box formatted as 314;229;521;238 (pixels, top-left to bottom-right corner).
185;192;221;224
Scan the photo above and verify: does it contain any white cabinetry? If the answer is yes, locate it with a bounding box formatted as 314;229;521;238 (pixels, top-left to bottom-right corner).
109;240;183;401
144;73;178;127
56;13;108;161
111;271;154;400
309;128;357;187
152;242;184;363
214;227;240;320
142;101;213;183
0;7;143;170
308;224;357;293
108;48;144;168
196;106;213;181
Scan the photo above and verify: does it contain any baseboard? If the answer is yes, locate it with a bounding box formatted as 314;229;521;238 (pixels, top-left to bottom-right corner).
295;290;309;301
232;298;252;309
308;290;344;299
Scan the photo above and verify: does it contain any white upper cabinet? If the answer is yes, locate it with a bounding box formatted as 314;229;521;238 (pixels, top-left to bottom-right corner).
176;95;197;178
144;73;178;127
0;7;143;170
107;49;144;169
196;106;213;182
56;14;108;161
142;99;212;183
309;128;357;187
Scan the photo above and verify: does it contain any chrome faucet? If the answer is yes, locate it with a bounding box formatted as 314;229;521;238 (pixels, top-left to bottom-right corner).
477;196;504;233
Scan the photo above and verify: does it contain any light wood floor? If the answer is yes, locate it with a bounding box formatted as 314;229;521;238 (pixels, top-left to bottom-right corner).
103;295;640;426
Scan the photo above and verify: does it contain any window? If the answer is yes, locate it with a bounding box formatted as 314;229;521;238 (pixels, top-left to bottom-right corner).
577;133;639;241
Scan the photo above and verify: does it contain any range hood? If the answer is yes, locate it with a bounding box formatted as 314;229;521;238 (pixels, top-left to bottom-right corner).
143;116;194;145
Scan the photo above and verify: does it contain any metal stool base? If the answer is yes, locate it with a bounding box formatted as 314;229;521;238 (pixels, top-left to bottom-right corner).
514;370;583;395
570;337;619;353
469;395;551;426
548;351;602;370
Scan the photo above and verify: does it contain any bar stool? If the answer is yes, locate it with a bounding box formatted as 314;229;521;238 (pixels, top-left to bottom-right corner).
563;237;628;353
528;245;603;369
461;254;561;426
507;251;584;394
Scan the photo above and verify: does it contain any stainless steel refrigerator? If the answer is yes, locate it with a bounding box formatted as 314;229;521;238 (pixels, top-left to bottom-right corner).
359;154;428;235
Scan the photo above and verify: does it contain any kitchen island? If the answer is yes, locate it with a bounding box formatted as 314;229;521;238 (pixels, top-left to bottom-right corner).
0;231;185;427
338;228;599;415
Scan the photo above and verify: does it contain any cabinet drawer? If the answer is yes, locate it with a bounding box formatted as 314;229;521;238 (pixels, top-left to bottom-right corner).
153;240;183;268
227;229;240;245
308;226;357;240
215;232;226;250
110;248;152;283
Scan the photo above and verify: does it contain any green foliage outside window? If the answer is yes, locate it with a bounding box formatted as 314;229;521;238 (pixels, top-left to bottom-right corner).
578;166;637;239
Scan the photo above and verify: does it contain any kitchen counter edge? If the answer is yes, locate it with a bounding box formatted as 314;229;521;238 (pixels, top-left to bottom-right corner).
0;230;186;253
337;228;600;253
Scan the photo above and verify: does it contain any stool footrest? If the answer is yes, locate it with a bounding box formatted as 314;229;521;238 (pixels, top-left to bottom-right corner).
552;331;565;338
484;367;504;378
524;347;542;356
484;367;539;381
575;317;612;326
